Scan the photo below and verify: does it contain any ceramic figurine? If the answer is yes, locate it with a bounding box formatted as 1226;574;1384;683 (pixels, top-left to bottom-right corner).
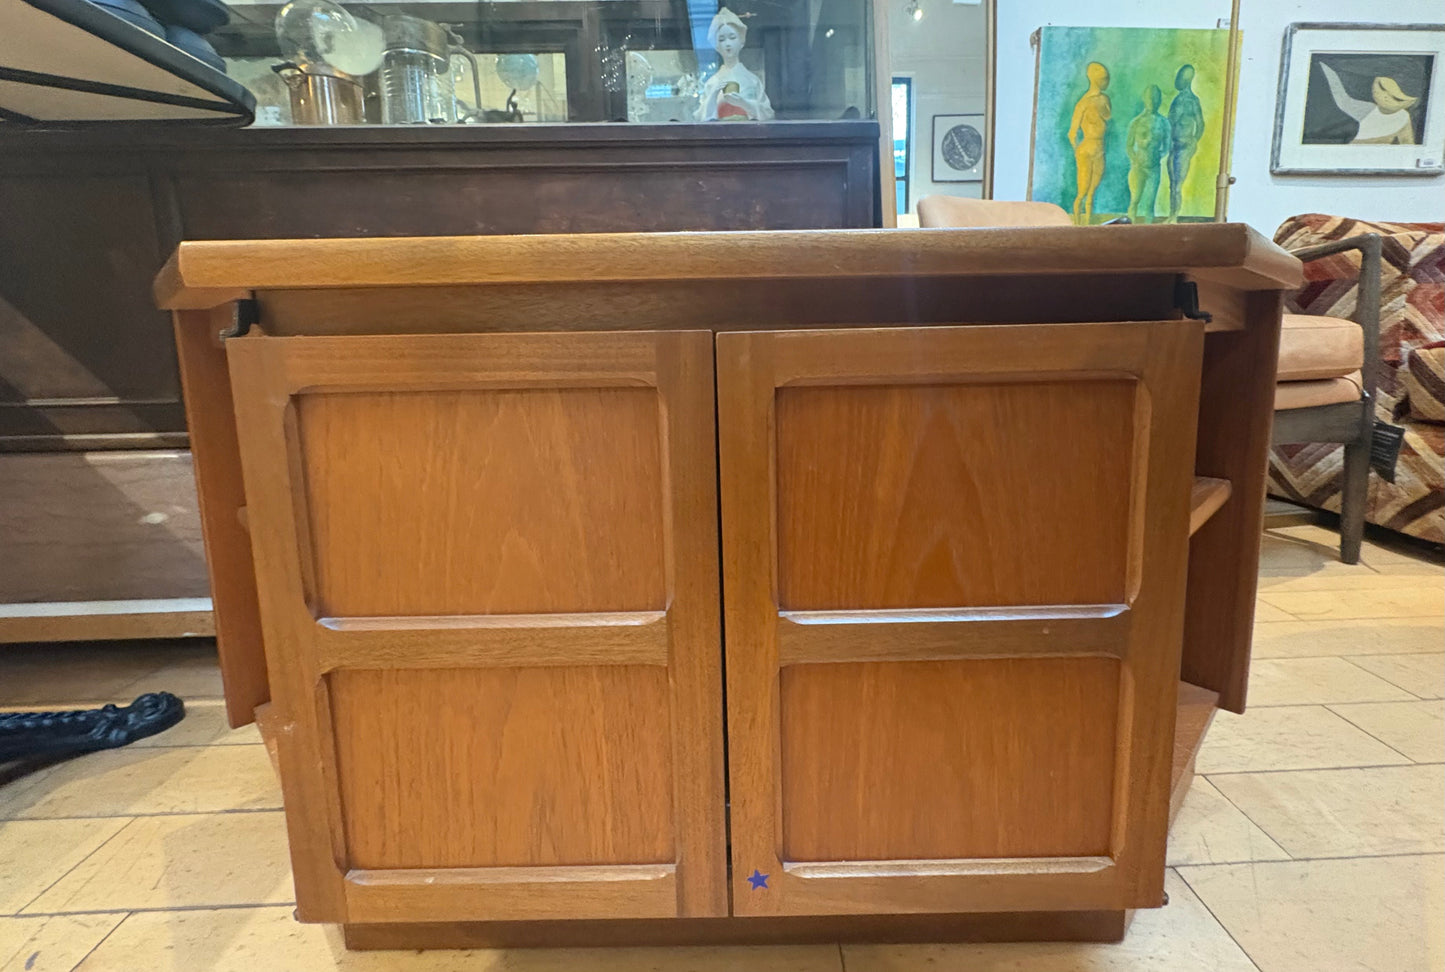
698;8;774;121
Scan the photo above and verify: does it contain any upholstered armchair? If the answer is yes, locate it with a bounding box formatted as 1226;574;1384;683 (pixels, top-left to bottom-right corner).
1270;215;1445;551
1270;234;1380;563
916;196;1072;228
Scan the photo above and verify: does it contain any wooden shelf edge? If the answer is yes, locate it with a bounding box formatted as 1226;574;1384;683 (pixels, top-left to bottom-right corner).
1189;476;1233;537
1169;680;1221;827
0;598;214;643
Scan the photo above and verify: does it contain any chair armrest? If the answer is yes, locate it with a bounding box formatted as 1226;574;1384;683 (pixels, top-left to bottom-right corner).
1287;233;1382;404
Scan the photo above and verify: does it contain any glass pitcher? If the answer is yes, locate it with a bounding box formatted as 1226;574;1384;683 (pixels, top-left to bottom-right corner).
379;15;482;124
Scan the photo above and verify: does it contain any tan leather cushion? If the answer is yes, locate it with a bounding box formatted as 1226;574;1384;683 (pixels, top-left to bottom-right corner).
1275;371;1363;410
1277;314;1364;381
916;197;1073;228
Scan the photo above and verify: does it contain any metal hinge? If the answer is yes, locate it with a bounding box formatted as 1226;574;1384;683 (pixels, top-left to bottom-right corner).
219;298;261;341
1173;278;1213;324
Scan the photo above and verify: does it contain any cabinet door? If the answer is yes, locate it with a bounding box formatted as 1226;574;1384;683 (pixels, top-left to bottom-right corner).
717;321;1204;916
226;330;725;923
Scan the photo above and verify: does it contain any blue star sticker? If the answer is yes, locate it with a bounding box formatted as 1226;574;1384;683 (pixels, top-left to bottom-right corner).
746;869;769;890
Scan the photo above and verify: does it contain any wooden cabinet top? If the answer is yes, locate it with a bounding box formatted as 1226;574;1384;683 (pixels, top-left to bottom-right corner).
155;224;1302;311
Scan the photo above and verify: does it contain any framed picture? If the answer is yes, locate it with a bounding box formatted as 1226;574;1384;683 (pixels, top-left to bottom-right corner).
1272;23;1445;175
1025;27;1234;224
932;114;985;183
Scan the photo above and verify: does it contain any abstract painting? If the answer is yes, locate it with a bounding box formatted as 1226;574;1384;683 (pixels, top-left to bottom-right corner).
932;114;986;182
1028;26;1234;224
1272;24;1445;175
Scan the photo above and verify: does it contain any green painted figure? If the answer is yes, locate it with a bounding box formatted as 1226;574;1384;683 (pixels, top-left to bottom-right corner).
1126;84;1170;224
1167;64;1204;222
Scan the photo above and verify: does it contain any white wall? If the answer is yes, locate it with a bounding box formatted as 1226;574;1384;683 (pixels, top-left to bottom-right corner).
994;0;1445;233
891;0;989;212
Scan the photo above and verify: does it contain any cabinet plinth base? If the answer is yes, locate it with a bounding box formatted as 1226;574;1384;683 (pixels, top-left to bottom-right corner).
342;910;1132;950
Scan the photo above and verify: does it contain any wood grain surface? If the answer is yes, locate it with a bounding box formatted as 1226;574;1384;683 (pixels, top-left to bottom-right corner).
173;307;269;726
296;387;666;617
342;863;679;923
340;908;1130;949
775;380;1134;609
330;666;676;869
718;320;1204;917
776;605;1129;664
1170;680;1220;825
253;273;1184;337
225;329;727;920
780;657;1120;861
155;223;1301;310
311;611;669;671
1188;477;1232;537
1184;292;1286;712
165;227;1288;936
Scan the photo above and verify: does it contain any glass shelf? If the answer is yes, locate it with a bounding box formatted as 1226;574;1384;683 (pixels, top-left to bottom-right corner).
212;0;876;126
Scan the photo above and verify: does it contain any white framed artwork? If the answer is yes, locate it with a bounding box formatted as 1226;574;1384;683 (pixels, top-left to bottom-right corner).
932;113;985;183
1272;23;1445;175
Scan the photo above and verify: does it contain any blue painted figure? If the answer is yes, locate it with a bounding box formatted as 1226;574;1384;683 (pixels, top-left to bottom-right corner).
747;869;769;889
1126;84;1170;224
1166;64;1204;222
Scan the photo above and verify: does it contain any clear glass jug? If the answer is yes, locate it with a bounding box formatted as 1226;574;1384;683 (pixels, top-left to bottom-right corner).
379;15;481;124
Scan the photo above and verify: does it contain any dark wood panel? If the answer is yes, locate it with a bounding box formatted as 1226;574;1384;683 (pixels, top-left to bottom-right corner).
0;451;208;602
0;121;878;447
0;174;179;440
256;273;1181;336
175;162;859;239
342;909;1131;948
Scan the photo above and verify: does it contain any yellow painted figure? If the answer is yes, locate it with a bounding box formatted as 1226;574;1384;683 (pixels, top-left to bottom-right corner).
1069;62;1111;224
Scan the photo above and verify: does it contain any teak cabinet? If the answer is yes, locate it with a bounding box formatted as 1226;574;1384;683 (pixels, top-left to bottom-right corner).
158;226;1301;948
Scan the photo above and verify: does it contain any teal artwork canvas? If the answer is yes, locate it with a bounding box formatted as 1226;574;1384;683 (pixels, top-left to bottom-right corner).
1028;26;1235;224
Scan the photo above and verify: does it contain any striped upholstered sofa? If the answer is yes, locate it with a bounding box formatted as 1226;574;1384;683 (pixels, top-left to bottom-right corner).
1268;214;1444;546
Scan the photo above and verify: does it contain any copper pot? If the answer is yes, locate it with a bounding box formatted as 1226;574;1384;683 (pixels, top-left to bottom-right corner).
273;62;364;125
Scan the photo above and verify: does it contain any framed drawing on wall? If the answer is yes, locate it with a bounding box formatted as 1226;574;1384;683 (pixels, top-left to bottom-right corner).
932;114;986;182
1272;23;1445;175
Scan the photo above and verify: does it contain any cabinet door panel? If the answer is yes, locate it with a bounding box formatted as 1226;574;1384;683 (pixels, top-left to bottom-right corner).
295;387;667;617
776;380;1134;609
780;657;1119;862
718;322;1204;917
227;330;725;922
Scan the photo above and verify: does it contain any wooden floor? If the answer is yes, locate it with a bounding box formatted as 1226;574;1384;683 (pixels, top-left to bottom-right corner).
0;522;1440;972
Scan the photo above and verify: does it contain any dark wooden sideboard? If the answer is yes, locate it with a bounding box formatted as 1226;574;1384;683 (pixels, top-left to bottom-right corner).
0;121;879;636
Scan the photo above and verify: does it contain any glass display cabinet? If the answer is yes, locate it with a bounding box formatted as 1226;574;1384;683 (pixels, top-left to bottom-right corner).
209;0;877;126
0;2;885;633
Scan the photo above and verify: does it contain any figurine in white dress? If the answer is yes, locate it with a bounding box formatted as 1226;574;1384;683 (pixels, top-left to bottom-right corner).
698;8;774;122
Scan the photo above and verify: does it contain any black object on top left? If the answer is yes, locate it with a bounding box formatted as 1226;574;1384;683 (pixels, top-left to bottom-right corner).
0;0;253;124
